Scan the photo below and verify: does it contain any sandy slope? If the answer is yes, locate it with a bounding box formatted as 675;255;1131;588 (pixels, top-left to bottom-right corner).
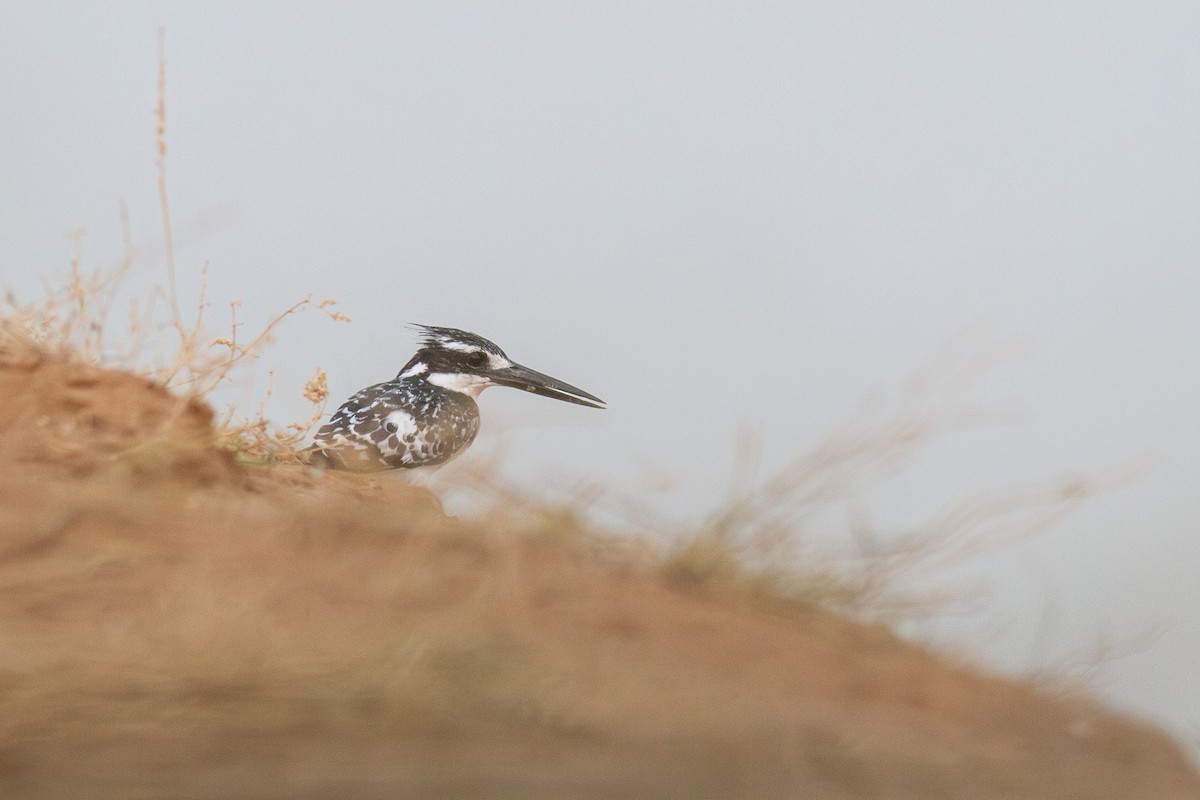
0;353;1196;799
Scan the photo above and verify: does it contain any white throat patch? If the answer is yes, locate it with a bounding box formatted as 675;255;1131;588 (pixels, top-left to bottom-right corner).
426;371;492;397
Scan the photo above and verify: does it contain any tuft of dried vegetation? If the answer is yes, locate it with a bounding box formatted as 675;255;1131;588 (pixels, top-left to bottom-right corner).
448;332;1131;630
658;419;1119;624
1;31;349;467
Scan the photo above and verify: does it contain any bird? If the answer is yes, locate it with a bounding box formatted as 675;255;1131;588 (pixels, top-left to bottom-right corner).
306;324;605;472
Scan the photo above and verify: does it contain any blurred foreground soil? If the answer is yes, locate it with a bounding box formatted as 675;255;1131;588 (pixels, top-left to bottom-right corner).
0;353;1197;799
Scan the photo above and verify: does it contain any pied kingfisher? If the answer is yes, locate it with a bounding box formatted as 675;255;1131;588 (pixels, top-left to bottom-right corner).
306;325;605;472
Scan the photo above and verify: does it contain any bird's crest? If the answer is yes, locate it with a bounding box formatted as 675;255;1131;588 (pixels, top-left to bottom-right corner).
408;324;508;357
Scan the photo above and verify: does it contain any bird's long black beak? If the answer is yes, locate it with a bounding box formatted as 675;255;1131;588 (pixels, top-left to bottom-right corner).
490;363;606;409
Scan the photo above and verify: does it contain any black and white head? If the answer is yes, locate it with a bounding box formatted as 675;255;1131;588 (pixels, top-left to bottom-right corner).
397;325;605;408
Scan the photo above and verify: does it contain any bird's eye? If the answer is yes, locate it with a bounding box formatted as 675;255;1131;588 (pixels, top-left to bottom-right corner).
467;351;488;368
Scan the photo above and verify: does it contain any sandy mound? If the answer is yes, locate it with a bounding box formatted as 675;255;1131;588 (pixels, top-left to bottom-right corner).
0;354;1196;799
0;347;236;484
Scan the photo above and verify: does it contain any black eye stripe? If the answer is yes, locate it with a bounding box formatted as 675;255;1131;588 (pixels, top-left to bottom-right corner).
467;351;488;367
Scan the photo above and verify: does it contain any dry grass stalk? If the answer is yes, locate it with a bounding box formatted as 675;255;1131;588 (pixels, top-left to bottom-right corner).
0;34;349;465
641;333;1126;624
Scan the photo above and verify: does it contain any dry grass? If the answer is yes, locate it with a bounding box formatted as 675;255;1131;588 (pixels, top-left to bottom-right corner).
0;35;348;467
449;332;1129;630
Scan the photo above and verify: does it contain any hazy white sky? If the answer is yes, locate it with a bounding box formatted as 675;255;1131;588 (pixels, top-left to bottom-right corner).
2;2;1198;753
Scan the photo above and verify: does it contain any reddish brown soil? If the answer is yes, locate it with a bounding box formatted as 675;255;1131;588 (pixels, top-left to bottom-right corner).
0;354;1196;799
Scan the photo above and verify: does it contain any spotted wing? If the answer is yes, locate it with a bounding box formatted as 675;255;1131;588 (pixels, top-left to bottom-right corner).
308;381;480;471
